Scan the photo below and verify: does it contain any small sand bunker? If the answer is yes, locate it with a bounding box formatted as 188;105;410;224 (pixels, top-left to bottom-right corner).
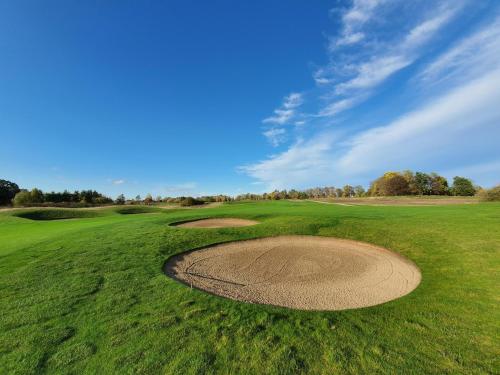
174;218;259;228
165;236;421;310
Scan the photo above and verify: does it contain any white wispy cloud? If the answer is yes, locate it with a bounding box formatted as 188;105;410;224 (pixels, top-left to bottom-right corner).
338;68;500;174
112;179;125;185
318;97;359;117
278;3;462;128
332;0;387;47
263;92;303;125
262;92;304;146
329;5;459;98
241;134;336;190
263;128;286;147
418;15;500;86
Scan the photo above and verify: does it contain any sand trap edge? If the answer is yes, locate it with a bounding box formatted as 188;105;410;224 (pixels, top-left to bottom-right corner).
163;235;422;311
170;217;260;228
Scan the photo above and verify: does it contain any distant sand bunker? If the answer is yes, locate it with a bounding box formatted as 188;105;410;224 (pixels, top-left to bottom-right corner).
175;218;259;228
165;236;421;310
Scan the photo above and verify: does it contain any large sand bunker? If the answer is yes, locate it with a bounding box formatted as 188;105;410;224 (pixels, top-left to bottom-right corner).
165;236;421;310
174;218;259;228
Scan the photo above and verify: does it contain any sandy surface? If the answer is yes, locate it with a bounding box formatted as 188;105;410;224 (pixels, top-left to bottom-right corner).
175;218;259;228
165;236;421;310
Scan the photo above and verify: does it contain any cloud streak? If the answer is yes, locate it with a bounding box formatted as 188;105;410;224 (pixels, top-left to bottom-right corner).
319;3;461;117
418;15;500;86
263;128;286;147
263;92;303;125
332;0;387;47
262;92;304;147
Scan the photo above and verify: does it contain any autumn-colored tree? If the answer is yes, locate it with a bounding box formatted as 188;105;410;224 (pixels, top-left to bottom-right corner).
429;173;449;195
402;170;418;194
342;185;355;197
370;172;410;196
144;194;153;205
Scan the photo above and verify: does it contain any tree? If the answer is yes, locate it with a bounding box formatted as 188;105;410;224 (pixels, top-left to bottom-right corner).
354;185;366;197
429;173;449;195
115;194;126;205
144;194;153;205
0;179;20;205
270;190;281;200
180;197;203;206
402;170;418;195
135;195;141;202
452;176;475;196
342;185;355;198
94;196;113;205
370;172;409;196
30;188;44;203
414;172;431;195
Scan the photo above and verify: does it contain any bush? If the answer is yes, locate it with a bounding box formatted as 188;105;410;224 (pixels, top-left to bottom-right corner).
478;185;500;201
13;188;45;207
179;197;204;207
12;190;32;207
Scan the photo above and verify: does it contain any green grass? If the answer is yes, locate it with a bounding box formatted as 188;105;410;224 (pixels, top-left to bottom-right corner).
0;201;498;374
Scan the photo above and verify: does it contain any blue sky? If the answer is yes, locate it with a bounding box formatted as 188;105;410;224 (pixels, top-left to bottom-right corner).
1;1;499;198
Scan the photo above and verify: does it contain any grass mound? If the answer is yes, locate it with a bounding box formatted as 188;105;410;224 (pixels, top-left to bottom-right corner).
12;209;101;221
114;206;160;215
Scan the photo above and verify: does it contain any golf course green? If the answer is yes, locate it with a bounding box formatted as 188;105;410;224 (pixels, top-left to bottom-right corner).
0;201;498;374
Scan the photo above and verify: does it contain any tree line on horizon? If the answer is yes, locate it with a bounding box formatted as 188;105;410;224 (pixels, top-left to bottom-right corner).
1;170;499;207
234;171;480;200
0;181;113;207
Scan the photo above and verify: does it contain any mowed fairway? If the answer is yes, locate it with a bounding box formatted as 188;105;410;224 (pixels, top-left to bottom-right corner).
0;201;498;374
